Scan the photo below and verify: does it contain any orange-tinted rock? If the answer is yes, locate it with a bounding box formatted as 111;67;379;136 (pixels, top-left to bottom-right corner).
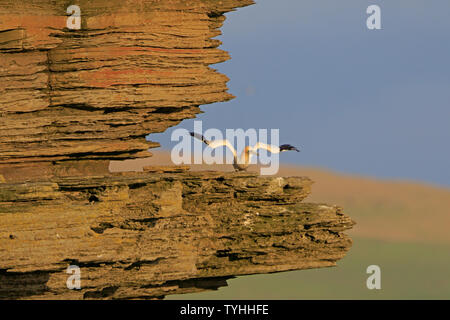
0;0;254;164
0;171;354;299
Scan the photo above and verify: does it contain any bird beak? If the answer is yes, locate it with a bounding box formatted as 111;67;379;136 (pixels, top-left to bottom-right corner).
250;150;259;156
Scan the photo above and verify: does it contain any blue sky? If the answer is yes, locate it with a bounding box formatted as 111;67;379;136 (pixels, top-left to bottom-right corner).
149;0;450;187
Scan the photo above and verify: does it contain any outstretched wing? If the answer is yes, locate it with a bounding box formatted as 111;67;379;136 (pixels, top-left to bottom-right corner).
190;132;237;157
250;142;300;153
208;140;237;157
190;132;210;145
250;142;281;154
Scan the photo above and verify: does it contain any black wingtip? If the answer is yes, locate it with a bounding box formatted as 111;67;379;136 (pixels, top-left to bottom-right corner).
190;132;209;145
280;144;300;152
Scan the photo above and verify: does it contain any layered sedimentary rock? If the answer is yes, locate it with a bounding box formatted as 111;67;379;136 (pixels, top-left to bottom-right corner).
0;0;253;166
0;0;355;299
0;169;354;299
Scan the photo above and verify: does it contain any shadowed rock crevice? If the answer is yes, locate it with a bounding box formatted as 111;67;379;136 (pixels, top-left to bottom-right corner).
0;270;51;299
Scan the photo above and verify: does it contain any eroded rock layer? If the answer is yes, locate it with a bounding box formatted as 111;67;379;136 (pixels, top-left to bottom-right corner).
0;169;354;299
0;0;254;164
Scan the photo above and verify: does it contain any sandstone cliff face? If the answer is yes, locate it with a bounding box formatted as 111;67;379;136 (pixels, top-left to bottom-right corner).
0;0;252;167
0;0;355;299
0;169;354;299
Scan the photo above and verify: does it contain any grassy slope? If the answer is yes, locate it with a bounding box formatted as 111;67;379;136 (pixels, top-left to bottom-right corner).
167;238;450;300
278;165;450;245
111;151;450;299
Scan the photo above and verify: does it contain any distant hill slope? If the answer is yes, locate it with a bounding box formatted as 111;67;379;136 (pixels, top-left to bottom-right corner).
110;150;450;245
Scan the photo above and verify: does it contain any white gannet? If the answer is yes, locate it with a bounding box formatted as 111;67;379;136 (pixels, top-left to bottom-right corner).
190;132;300;172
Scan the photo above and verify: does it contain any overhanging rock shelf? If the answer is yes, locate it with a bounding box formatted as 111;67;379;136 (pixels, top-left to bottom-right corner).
1;169;354;299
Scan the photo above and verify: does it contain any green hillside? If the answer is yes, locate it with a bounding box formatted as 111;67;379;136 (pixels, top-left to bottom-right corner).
167;238;450;299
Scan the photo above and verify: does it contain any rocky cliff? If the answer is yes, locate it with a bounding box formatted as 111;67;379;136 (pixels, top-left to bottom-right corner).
0;0;355;299
0;168;354;299
0;0;249;168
